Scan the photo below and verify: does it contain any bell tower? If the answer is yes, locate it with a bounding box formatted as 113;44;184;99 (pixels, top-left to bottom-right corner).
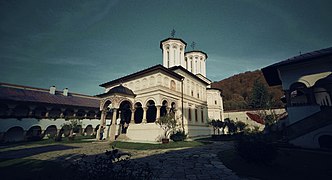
160;30;187;68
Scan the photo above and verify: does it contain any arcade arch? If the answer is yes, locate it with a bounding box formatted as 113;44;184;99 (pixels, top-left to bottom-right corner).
146;100;156;123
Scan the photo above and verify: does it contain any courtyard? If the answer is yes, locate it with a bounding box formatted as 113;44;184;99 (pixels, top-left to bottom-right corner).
1;138;331;180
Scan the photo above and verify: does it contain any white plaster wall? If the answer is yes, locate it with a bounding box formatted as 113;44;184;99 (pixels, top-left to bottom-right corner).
0;118;100;132
105;72;182;96
184;51;207;76
207;89;223;120
287;106;321;125
161;39;186;68
223;108;286;130
278;58;331;90
126;123;164;141
290;123;332;149
186;125;212;137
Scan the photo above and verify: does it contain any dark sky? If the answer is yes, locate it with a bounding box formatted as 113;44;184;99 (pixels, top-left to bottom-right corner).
1;0;332;95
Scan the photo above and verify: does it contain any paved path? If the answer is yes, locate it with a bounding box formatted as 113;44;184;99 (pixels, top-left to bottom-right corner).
131;141;247;180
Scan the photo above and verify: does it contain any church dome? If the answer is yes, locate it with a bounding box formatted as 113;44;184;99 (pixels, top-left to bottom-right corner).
108;85;135;96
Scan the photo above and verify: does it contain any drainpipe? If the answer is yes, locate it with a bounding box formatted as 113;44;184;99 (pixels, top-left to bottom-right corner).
181;78;185;133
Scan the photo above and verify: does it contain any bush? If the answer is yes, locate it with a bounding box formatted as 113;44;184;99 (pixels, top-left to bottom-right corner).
170;131;186;142
236;134;278;165
70;147;154;180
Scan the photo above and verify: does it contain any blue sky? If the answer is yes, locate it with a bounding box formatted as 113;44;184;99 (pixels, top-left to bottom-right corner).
1;0;332;95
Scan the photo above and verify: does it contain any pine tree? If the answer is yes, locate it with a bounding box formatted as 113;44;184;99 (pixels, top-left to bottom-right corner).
248;79;273;109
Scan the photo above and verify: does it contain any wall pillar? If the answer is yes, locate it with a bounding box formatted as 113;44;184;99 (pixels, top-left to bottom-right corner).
109;108;118;141
131;108;136;123
96;110;107;140
156;105;161;120
142;107;147;123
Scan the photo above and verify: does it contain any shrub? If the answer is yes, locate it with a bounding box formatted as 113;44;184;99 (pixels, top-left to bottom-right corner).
170;131;187;142
236;134;278;165
70;147;154;180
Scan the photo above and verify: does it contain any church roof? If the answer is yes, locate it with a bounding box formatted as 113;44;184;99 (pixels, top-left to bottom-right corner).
0;82;100;108
169;66;210;85
185;50;208;59
160;38;187;49
100;64;184;87
262;47;332;86
97;85;135;97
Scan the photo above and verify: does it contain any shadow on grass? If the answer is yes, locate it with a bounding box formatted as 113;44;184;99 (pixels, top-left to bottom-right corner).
0;141;235;180
0;144;78;160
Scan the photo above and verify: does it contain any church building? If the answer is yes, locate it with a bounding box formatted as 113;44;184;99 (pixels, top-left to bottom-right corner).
0;36;224;143
97;36;224;141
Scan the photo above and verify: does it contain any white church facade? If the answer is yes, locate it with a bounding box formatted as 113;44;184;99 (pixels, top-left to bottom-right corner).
0;36;224;143
96;37;224;141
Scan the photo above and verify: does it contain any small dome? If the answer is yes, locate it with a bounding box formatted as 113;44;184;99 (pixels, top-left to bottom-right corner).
108;85;135;96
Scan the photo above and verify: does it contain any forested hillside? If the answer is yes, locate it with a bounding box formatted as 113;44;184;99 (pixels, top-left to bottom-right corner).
211;70;284;111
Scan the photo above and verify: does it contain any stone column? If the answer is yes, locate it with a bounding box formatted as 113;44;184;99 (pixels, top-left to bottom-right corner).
96;110;106;140
156;105;161;120
131;108;136;123
166;107;171;114
28;106;35;117
142;107;147;123
109;108;118;141
73;109;78;118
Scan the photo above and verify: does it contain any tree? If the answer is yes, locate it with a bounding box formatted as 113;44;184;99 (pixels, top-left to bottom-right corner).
155;114;178;139
235;121;247;133
248;79;274;109
210;119;217;135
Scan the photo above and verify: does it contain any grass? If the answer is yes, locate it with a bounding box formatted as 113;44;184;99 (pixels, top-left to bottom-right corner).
0;135;95;147
218;147;332;180
110;141;208;150
0;140;208;179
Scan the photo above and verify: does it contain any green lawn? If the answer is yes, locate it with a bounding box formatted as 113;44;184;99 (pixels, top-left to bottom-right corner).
111;141;207;150
0;140;207;179
0;135;95;147
218;148;332;180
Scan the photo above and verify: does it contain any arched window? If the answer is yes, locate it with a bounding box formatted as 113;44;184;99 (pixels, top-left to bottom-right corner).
167;51;170;67
185;57;188;69
170;80;176;91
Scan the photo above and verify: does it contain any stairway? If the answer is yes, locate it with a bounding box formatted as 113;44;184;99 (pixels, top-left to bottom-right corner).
285;107;332;140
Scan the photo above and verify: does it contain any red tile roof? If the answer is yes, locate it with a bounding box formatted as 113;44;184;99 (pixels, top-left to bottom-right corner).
0;83;100;108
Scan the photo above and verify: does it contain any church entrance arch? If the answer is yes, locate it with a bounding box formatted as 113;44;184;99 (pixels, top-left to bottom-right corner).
119;100;132;134
147;100;157;123
134;102;143;124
